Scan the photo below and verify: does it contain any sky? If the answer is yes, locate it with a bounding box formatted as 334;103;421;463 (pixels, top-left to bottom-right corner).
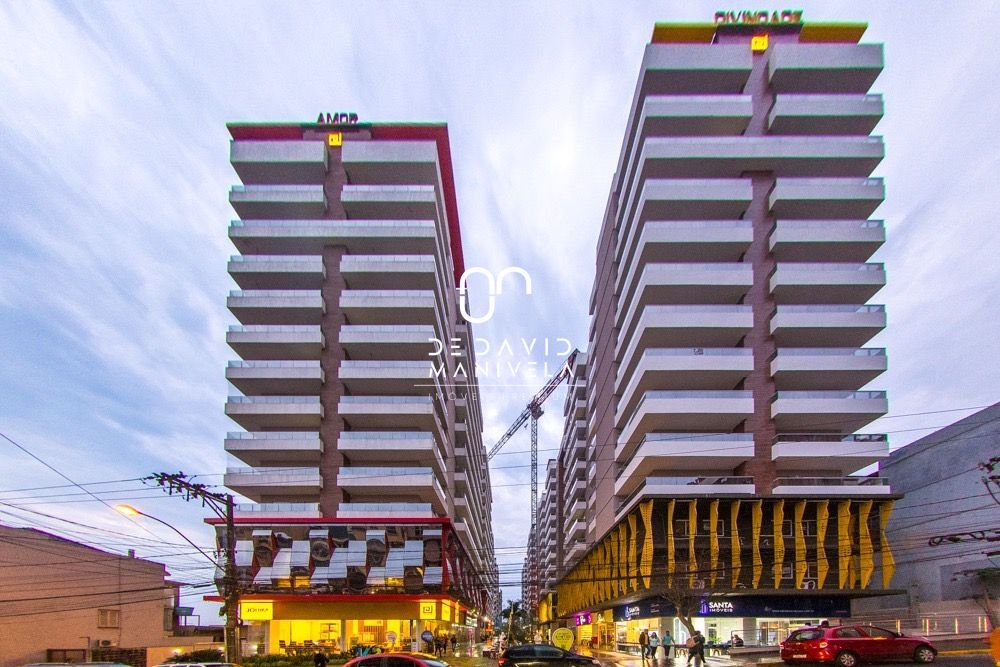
1;0;1000;620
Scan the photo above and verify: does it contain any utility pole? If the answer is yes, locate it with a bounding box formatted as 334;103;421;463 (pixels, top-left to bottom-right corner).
146;472;240;662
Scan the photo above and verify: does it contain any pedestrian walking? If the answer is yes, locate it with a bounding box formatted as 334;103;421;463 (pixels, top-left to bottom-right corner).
649;632;660;661
686;631;705;667
639;628;650;660
662;630;673;660
313;651;328;667
450;634;457;654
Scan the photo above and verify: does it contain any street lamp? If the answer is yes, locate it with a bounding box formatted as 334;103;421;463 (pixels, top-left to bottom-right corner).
114;504;216;564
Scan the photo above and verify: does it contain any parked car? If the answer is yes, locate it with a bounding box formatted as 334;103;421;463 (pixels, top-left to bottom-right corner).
344;652;449;667
499;644;601;667
781;625;937;666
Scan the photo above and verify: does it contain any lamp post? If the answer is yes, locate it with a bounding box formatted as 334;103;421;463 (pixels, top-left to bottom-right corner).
115;502;239;661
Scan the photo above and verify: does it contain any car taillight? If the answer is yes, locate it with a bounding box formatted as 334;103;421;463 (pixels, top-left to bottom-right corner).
818;642;828;648
498;659;505;666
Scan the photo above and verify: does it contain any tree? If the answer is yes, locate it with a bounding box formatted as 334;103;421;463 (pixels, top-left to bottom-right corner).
662;588;700;636
498;599;533;643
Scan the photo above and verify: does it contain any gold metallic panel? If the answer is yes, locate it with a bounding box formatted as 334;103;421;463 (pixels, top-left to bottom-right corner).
709;499;720;587
688;500;698;588
879;500;896;589
730;500;742;587
628;512;639;591
816;500;830;589
619;523;628;593
773;499;785;589
641;500;654;589
751;500;763;589
858;499;874;588
838;500;852;589
666;499;676;587
793;500;807;588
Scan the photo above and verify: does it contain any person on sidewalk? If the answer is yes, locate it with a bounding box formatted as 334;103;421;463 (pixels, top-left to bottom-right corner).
639;629;650;660
662;630;673;660
686;631;705;667
649;632;660;661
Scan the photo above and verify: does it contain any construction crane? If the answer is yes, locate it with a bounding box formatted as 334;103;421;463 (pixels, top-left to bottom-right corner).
487;347;580;612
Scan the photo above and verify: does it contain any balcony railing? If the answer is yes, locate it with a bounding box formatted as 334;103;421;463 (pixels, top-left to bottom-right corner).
227;360;321;368
772;476;888;488
226;431;318;440
773;433;887;444
776;304;885;313
774;348;885;356
773;390;886;400
227;395;320;404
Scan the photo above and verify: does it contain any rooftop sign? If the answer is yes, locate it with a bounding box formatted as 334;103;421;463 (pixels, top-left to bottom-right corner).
316;111;359;124
715;10;803;25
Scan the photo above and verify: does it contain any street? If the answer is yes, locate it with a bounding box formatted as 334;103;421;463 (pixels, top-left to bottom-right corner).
589;656;995;667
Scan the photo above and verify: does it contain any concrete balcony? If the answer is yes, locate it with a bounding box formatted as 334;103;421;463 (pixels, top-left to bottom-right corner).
771;348;887;390
769;220;884;262
228;255;325;290
771;476;891;496
618;221;753;293
565;498;586;521
640;44;752;95
340;254;439;291
615;433;755;497
340;185;439;220
227;290;324;325
634;178;752;221
769;94;883;135
342;140;440;185
617;348;753;420
566;479;587;500
224;432;322;467
228;219;439;257
620;477;755;515
565;541;587;566
772;433;889;474
339;290;439;329
337;396;444;437
768;44;883;94
634;135;883;178
336;467;446;511
770;178;884;219
226;360;324;395
636;95;752;137
227;325;323;360
338;324;437;360
335;502;436;519
619;305;753;364
617;263;753;332
224;466;322;501
229;185;326;219
770;305;886;347
336;432;445;476
771;390;887;433
233;502;321;519
770;262;885;304
565;517;586;541
225;396;322;430
619;390;754;447
338;360;438;395
230;140;327;185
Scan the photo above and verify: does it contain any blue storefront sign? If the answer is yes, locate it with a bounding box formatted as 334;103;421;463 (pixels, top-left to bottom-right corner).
612;595;850;621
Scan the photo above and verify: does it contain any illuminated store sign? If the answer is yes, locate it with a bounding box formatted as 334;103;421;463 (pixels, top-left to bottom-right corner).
714;10;803;25
240;601;273;620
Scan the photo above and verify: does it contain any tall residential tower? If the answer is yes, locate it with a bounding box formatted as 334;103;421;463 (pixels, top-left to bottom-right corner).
218;119;497;653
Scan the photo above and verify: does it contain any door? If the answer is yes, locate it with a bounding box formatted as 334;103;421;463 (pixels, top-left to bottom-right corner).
861;626;902;659
831;627;867;659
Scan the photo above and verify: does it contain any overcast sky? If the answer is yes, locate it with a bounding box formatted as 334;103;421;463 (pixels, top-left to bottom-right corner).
2;1;999;617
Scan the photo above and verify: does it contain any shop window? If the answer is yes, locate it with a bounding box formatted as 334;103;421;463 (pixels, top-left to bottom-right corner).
97;608;120;628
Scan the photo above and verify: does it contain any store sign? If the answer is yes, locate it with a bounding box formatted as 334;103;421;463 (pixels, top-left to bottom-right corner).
714;10;803;25
575;612;592;626
317;112;359;124
552;628;575;651
175;606;194;617
240;601;273;621
419;600;437;620
701;600;736;615
614;595;850;621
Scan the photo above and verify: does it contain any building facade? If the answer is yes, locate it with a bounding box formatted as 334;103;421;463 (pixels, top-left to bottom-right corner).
218;119;498;654
0;525;177;667
853;403;1000;634
555;15;899;649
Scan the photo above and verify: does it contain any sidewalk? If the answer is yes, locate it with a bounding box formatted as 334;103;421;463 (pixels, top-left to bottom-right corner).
582;647;781;667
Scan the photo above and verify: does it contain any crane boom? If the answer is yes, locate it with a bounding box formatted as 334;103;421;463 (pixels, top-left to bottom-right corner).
486;348;580;461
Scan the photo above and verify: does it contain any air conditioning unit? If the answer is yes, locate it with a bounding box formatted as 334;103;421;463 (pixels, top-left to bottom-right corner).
800;580;817;590
94;640;118;648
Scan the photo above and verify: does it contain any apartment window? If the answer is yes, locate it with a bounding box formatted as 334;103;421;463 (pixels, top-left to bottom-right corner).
701;519;726;537
675;520;689;537
783;520;817;537
97;608;120;628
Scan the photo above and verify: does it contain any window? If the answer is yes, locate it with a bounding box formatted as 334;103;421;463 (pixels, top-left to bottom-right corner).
357;658;382;667
700;519;726;537
788;630;822;642
834;628;863;639
675;520;689;537
506;647;535;658
385;658;415;667
97;608;120;628
864;627;896;639
536;647;564;658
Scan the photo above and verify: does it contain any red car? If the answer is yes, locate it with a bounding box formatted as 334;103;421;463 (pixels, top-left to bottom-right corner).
781;625;937;666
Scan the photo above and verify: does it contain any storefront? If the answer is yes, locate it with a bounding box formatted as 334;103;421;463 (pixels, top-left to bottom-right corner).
238;596;474;655
603;595;851;652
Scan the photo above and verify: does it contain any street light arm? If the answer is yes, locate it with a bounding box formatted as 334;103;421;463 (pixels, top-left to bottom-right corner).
116;505;217;565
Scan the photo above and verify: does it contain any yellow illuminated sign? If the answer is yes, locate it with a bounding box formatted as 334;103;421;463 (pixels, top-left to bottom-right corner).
240;601;273;621
419;600;437;620
552;628;575;651
751;34;769;52
328;132;343;147
441;602;451;621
